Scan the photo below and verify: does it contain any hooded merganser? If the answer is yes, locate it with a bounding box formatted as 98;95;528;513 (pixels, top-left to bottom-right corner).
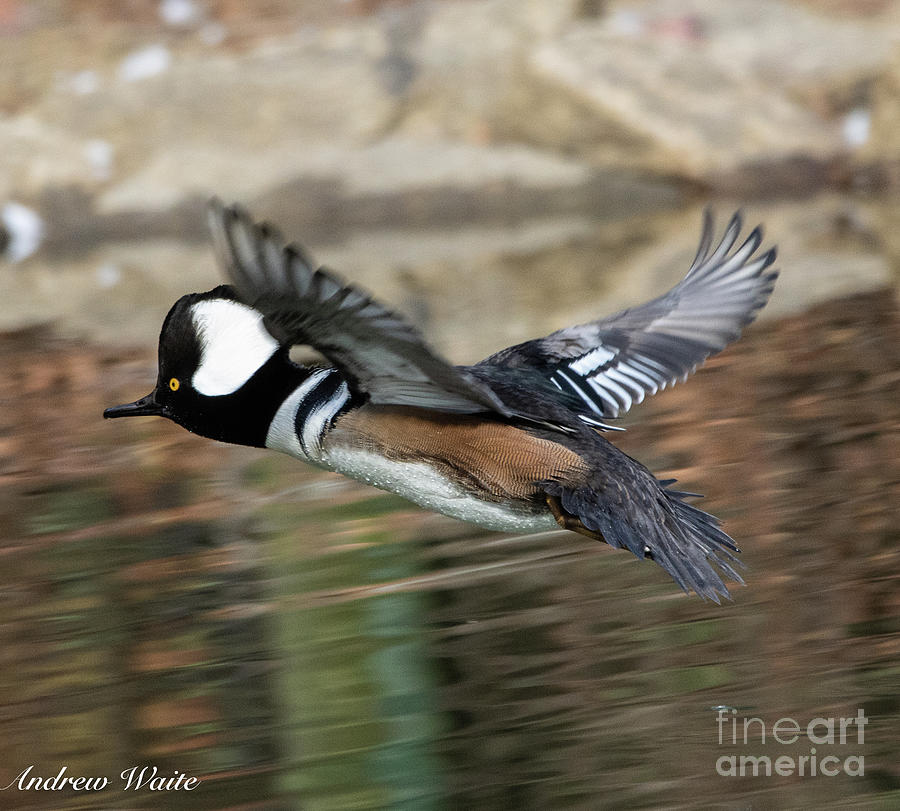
105;200;777;601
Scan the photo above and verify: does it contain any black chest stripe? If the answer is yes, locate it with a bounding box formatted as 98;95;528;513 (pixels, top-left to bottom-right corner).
294;370;348;457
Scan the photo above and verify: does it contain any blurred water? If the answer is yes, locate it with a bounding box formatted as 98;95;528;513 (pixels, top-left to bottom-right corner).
0;263;897;810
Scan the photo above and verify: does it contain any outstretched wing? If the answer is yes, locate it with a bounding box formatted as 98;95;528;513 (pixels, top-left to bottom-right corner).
482;210;778;419
208;200;511;415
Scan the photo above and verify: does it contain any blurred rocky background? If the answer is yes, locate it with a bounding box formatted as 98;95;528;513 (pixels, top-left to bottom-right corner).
1;0;899;350
1;1;899;809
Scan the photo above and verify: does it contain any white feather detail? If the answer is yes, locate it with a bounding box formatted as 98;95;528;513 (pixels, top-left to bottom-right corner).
612;362;659;393
265;368;331;461
569;345;616;376
192;299;279;396
555;370;603;414
586;378;622;414
603;367;646;404
594;374;633;412
302;380;350;458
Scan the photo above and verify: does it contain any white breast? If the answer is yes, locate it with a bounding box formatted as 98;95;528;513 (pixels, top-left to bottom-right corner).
321;446;558;534
265;369;333;462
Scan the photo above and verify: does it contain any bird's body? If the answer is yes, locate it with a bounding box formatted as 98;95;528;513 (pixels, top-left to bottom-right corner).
106;201;778;601
317;411;562;533
313;404;581;532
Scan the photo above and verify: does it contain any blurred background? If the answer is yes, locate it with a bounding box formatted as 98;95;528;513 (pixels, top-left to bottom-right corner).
1;1;898;808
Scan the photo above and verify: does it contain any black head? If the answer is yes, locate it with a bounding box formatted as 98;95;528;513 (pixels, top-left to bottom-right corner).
104;286;306;447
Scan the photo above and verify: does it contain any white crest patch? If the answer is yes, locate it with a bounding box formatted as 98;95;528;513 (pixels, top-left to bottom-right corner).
191;298;279;396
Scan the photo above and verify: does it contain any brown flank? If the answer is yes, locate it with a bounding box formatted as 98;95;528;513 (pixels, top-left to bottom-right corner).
330;406;589;502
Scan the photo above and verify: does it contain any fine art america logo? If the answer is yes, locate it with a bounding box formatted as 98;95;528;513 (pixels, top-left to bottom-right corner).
715;708;867;778
2;765;199;793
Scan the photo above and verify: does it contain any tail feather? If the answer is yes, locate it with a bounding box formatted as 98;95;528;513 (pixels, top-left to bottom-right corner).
543;478;744;603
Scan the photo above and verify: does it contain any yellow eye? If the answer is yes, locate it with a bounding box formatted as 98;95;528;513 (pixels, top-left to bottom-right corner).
168;377;180;392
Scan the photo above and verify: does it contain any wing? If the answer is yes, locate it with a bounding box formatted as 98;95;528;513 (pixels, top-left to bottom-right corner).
207;200;512;415
481;210;778;419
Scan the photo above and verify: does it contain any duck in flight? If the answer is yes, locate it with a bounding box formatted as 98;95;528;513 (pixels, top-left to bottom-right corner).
105;200;777;601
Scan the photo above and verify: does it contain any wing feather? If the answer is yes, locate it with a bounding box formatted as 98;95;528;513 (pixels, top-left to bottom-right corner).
208;200;512;415
481;210;778;419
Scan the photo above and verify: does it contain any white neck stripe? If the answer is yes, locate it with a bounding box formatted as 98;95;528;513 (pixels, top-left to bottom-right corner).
302;379;349;459
265;368;332;460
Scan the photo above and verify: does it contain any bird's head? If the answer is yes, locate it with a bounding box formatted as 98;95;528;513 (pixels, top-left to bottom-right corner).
104;285;300;447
